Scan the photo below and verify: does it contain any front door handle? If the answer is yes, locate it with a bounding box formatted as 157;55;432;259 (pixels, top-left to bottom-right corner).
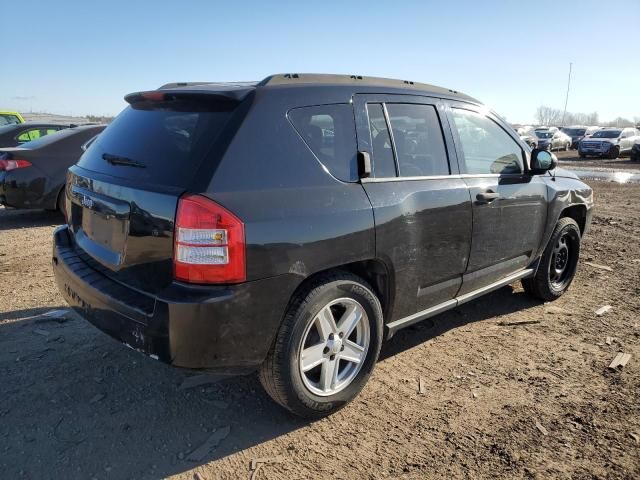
476;190;500;204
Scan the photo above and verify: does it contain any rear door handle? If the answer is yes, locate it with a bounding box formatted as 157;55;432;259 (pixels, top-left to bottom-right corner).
476;191;500;204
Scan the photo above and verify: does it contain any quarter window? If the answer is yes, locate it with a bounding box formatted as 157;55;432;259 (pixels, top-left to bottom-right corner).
288;104;358;182
386;104;449;176
366;103;396;178
451;109;523;175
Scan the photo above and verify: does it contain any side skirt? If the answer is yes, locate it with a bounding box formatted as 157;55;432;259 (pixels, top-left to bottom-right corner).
385;268;534;339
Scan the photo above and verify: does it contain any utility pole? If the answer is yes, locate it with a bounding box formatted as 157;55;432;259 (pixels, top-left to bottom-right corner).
561;62;572;127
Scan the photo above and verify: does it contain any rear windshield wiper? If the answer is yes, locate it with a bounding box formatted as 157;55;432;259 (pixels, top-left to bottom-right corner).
102;153;147;168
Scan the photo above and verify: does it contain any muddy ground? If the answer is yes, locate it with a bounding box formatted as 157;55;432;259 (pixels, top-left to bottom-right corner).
0;179;638;480
555;150;640;172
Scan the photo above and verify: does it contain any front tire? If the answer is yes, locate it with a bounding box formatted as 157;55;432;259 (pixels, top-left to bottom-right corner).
522;217;581;301
259;272;383;418
608;146;620;159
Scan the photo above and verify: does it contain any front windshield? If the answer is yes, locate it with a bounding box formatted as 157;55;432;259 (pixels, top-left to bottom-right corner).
562;128;586;136
591;130;620;138
535;131;553;139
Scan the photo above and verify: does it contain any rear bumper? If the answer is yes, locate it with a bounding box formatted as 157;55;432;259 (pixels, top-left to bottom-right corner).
52;225;298;372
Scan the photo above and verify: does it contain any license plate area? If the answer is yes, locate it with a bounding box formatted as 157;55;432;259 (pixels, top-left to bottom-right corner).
70;185;131;270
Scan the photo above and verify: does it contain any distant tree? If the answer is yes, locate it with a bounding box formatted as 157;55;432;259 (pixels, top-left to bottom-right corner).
603;117;634;127
534;106;600;127
534;105;563;126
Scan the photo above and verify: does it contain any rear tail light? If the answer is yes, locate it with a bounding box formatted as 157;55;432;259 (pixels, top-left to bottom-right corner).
174;194;246;284
0;159;32;171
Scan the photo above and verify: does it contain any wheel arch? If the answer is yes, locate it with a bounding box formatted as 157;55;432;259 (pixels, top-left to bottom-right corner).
559;204;587;235
287;259;394;326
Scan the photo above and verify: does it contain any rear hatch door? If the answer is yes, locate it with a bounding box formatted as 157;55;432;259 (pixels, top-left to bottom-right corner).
67;87;253;294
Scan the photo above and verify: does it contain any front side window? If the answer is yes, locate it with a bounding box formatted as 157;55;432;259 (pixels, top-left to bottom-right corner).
451;109;523;175
366;103;396;178
288;104;358;182
385;104;449;176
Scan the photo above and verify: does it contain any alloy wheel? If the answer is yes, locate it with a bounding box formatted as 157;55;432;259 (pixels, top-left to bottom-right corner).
298;298;370;397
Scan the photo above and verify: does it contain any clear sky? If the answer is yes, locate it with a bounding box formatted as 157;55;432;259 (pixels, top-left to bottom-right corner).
1;0;638;124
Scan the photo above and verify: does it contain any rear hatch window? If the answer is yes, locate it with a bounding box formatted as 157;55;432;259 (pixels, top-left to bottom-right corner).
67;95;245;293
77;98;236;188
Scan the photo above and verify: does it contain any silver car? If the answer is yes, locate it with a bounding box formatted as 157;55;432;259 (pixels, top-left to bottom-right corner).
535;129;572;151
579;127;640;159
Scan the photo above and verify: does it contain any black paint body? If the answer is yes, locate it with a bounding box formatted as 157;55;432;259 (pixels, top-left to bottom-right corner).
0;125;106;210
52;75;593;372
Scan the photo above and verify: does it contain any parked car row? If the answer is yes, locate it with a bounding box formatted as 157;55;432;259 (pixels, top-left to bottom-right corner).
578;127;640;159
516;124;640;159
34;73;594;418
0;124;106;212
516;126;573;151
561;126;600;149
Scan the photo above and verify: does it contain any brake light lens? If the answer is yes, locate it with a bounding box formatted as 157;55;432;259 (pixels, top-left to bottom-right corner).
0;159;32;171
174;194;246;284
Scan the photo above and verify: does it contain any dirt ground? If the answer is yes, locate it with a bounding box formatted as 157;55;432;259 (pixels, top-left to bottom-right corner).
0;179;638;480
555;150;640;172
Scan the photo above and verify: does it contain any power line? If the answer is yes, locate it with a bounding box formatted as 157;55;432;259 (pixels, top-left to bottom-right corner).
561;62;572;126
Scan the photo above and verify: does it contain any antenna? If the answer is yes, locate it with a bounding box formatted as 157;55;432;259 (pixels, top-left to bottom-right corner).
561;62;572;127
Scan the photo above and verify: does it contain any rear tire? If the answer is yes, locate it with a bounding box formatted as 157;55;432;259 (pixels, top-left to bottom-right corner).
522;217;581;301
259;272;383;418
57;188;66;216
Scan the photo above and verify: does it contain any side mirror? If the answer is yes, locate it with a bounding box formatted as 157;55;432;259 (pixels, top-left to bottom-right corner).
530;149;557;173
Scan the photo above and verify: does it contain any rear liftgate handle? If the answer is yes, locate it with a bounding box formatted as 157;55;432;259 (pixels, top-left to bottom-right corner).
476;190;501;204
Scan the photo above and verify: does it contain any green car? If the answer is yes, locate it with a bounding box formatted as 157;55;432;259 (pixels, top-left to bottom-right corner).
0;110;25;126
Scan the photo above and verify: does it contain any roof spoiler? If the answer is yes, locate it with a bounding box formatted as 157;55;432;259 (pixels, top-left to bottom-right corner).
125;83;255;105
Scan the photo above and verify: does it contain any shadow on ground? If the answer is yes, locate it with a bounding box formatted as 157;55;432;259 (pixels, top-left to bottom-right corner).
0;207;62;231
0;285;540;479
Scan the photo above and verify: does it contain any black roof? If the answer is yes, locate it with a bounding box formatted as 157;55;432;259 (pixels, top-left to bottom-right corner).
152;73;478;103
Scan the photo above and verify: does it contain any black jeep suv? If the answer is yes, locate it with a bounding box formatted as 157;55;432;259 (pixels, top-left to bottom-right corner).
52;74;593;418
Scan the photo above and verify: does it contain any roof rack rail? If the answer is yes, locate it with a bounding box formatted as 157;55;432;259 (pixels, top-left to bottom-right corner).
257;73;476;101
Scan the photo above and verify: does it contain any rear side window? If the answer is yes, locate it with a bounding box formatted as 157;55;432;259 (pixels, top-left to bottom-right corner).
386;104;449;176
77;99;235;188
18;129;43;142
0;115;21;126
288;104;358;182
366;103;397;178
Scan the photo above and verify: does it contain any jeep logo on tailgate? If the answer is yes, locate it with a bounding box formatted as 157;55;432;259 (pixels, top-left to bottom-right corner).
80;195;94;209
